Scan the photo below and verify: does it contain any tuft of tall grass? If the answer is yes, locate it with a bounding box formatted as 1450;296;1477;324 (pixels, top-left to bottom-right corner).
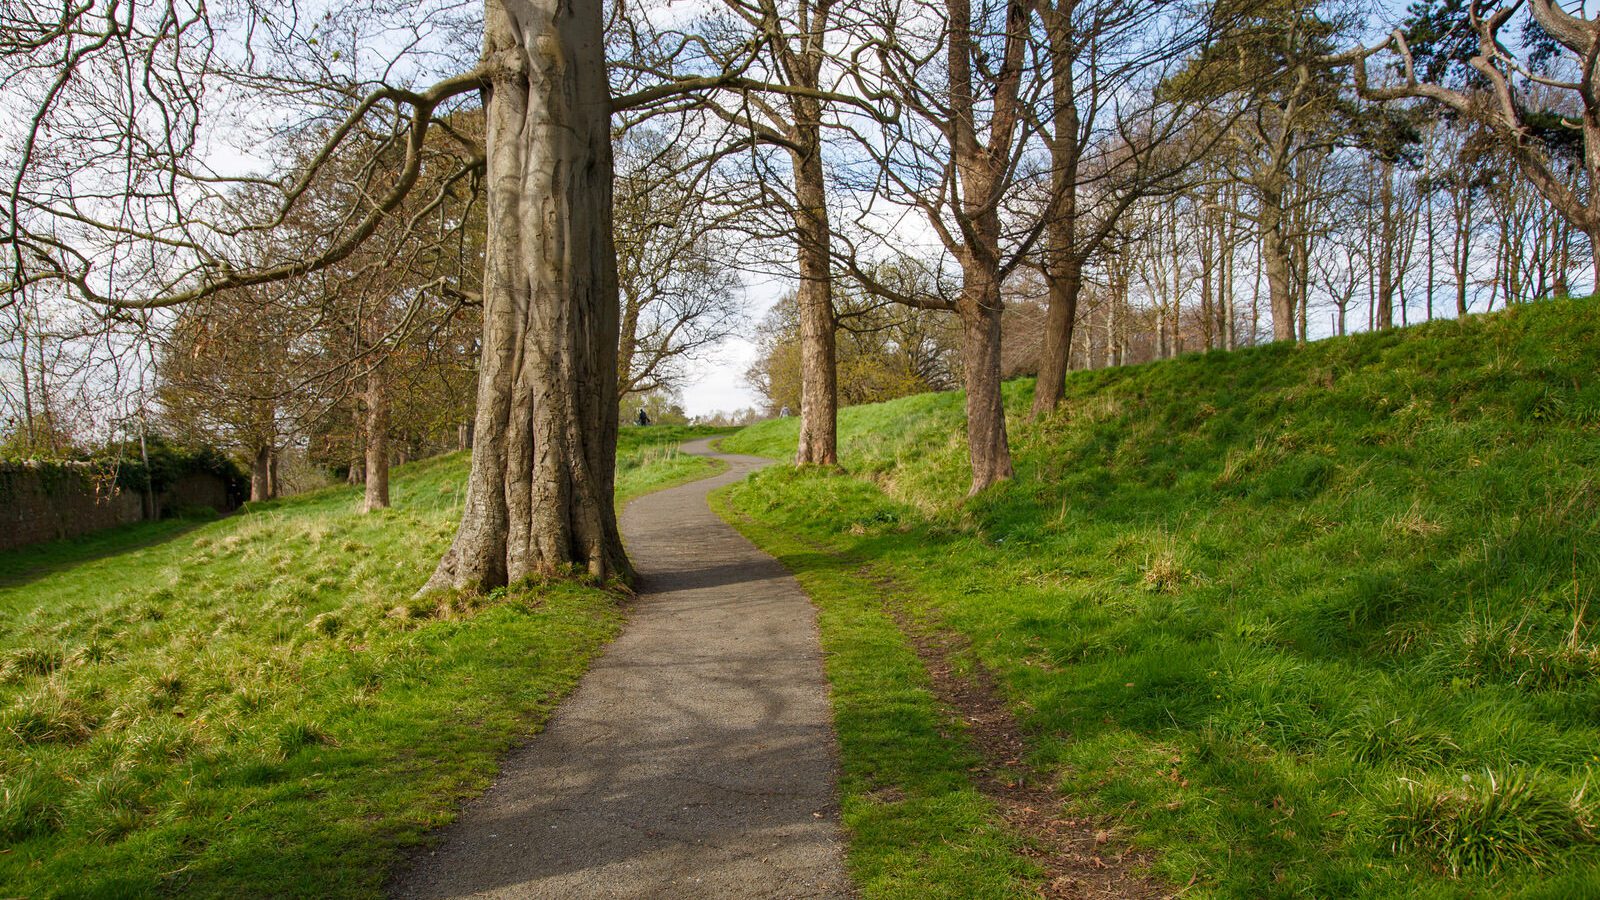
1383;769;1595;875
1;684;95;745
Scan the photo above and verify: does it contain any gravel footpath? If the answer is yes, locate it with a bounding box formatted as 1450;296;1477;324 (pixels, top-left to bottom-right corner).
392;438;852;899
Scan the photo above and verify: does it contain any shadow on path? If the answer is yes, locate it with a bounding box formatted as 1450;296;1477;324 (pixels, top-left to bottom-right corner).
390;439;852;899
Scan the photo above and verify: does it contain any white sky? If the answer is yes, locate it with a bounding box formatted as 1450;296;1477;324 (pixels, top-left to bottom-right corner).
679;275;784;417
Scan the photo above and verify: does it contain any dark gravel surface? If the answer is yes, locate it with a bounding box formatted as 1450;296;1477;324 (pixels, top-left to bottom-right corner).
392;439;852;899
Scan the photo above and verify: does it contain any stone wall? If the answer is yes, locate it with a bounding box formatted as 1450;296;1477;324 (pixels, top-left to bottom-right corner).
0;462;235;553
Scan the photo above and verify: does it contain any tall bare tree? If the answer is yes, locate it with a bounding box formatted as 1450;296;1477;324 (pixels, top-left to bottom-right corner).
1337;0;1600;287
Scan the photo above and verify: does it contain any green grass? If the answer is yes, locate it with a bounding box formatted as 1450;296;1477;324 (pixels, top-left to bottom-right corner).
719;296;1600;897
616;425;731;502
0;424;724;897
709;492;1039;898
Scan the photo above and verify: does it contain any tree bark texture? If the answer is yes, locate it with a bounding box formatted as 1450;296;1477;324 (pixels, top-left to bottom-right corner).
250;444;272;502
422;0;628;593
1376;159;1396;330
958;267;1014;494
790;112;839;466
364;361;390;512
1260;185;1296;342
1029;0;1081;418
945;0;1023;494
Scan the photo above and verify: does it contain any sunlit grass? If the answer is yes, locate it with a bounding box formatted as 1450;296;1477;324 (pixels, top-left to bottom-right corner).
722;295;1600;897
0;425;724;897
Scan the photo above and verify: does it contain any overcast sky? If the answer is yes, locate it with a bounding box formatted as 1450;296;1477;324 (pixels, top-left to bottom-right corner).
678;276;784;417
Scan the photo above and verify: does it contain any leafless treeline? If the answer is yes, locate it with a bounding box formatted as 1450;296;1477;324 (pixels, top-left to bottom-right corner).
3;0;1598;583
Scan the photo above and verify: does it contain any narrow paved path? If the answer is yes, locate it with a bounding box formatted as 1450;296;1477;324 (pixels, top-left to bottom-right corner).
393;439;852;899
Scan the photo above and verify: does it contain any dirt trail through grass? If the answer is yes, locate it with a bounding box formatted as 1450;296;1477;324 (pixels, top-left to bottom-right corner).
392;439;851;899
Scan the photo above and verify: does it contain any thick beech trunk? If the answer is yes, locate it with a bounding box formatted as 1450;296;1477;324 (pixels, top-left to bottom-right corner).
364;362;390;512
422;0;628;593
791;116;838;466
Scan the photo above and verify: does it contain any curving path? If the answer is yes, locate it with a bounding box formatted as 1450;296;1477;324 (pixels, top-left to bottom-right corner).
392;439;852;899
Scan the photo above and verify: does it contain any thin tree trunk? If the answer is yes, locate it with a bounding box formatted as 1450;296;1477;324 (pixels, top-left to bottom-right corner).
1589;231;1600;292
1261;188;1296;341
1377;159;1396;329
616;285;642;398
1426;188;1436;321
1031;256;1080;415
250;445;271;503
1455;193;1471;316
348;395;364;485
364;361;390;512
791;113;838;466
422;0;628;593
958;266;1013;494
17;321;34;449
1029;0;1081;418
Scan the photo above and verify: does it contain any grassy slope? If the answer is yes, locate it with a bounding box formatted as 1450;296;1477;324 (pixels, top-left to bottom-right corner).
0;424;725;897
720;297;1600;898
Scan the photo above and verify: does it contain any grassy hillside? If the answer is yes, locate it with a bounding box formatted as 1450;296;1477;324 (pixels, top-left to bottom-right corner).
0;425;723;897
720;297;1600;897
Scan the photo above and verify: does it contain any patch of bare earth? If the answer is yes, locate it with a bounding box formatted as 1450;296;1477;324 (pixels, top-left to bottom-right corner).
861;566;1172;900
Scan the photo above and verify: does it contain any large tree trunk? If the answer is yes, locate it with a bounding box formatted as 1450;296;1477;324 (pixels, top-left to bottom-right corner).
790;105;839;466
248;441;276;506
422;0;628;594
364;361;390;513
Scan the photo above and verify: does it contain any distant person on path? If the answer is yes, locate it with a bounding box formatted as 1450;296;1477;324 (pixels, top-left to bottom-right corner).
637;408;650;427
780;405;790;418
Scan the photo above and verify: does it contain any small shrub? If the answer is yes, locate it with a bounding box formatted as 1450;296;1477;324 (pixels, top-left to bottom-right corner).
1384;769;1595;875
1212;435;1278;492
125;720;199;763
1451;611;1600;691
1456;614;1529;682
145;670;184;708
388;596;440;622
1231;614;1287;648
